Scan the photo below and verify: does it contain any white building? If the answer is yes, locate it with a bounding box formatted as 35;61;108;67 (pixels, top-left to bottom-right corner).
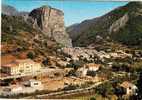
77;63;101;77
1;59;42;76
85;63;101;71
25;79;43;90
77;67;88;77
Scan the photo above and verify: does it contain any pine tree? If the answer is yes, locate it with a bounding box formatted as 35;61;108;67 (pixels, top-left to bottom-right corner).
137;71;142;99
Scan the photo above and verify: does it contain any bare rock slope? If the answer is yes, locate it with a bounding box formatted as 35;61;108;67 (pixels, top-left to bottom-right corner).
29;6;72;47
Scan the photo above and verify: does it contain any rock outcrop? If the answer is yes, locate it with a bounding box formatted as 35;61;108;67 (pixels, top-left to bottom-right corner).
29;6;72;47
109;13;129;33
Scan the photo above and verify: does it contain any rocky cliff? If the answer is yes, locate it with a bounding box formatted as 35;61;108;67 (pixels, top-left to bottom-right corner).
29;6;72;47
109;13;129;34
1;5;72;64
2;4;72;47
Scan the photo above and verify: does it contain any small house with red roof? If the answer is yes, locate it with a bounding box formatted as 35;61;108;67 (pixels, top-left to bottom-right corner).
120;81;138;95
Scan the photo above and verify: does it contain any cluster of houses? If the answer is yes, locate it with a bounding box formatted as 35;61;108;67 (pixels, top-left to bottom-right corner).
0;49;138;97
60;47;98;61
60;47;133;63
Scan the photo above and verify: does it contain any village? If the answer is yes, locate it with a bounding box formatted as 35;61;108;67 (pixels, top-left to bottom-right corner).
0;47;141;99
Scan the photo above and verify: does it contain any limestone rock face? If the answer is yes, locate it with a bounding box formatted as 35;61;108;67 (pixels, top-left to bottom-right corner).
109;13;129;33
29;6;72;47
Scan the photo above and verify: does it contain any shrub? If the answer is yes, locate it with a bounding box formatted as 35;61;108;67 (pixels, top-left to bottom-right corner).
137;71;142;98
66;69;77;77
27;52;35;59
63;84;79;91
90;96;96;100
114;86;126;99
42;58;49;65
68;60;84;70
132;61;142;72
95;82;114;97
87;71;96;77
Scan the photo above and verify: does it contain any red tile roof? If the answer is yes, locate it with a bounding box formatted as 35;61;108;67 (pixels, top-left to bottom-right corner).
85;63;101;68
1;55;16;65
1;59;34;68
2;62;19;68
120;81;134;88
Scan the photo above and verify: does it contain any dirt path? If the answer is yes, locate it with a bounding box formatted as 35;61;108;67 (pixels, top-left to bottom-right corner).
35;81;107;99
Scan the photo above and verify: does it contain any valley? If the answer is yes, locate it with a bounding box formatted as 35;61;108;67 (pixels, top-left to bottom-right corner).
1;1;142;100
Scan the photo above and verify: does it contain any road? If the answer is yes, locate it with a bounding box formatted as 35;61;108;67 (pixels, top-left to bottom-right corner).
35;80;108;99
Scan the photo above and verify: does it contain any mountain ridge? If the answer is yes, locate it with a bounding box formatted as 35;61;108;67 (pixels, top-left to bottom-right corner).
2;4;29;16
67;2;142;48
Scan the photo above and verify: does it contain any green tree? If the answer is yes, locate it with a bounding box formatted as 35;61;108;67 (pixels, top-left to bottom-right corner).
27;52;35;59
87;70;96;77
95;82;114;98
114;86;126;100
137;71;142;99
42;58;49;65
90;97;96;100
68;60;84;70
66;69;77;77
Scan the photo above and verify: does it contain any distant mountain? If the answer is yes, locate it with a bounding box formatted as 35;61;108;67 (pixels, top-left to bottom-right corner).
2;4;19;16
2;4;29;17
67;2;142;48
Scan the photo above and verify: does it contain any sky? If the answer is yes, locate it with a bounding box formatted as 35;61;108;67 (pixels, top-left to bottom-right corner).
2;0;128;26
